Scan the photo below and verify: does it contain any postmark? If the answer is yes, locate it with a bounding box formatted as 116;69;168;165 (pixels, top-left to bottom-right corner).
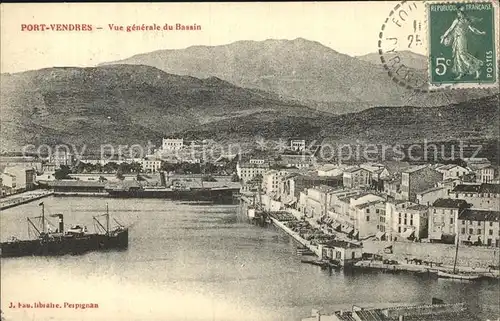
428;2;497;85
378;0;499;91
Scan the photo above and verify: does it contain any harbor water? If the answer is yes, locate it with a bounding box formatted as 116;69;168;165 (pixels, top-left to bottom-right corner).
1;197;499;321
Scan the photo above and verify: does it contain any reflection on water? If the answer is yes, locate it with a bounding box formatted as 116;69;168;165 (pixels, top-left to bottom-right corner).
1;197;499;321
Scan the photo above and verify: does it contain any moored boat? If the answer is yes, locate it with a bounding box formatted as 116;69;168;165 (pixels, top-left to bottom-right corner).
437;270;481;280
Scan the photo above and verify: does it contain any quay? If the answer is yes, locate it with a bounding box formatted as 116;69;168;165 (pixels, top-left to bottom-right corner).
240;193;500;279
0;190;53;210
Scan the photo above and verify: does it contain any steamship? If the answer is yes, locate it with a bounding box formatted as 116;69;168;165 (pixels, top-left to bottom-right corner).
0;203;128;258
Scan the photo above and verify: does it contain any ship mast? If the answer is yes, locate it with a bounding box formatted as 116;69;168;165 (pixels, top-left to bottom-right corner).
106;203;110;235
40;202;45;233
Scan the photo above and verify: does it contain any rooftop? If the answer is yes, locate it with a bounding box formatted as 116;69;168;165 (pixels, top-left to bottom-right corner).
351;303;479;321
432;198;469;209
418;186;446;195
47;180;107;187
403;164;429;174
452;183;500;194
458;209;500;222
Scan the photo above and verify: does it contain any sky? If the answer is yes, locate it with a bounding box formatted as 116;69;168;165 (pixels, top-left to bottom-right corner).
0;2;429;73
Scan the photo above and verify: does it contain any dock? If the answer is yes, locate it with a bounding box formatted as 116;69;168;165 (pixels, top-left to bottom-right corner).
0;191;53;210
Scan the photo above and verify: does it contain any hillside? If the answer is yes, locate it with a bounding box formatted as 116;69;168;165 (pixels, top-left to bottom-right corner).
356;51;427;70
101;38;493;112
181;94;500;144
0;65;324;152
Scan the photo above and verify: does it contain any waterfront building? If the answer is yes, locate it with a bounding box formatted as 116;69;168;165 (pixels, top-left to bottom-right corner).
162;138;184;150
435;164;470;180
451;183;500;210
385;201;429;241
236;161;270;190
301;185;337;218
351;199;386;238
342;166;371;189
400;165;443;202
2;166;35;192
262;169;292;198
280;173;342;209
457;209;500;247
302;302;479;321
428;198;469;244
318;240;363;267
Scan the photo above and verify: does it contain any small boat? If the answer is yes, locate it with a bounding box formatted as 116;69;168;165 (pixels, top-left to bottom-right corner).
437;270;481;280
436;235;480;281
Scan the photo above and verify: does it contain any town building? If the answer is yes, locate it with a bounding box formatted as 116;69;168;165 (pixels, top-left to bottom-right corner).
428;198;469;244
400;165;443;202
457;209;500;247
416;186;450;206
385;201;429;241
50;150;74;167
300;185;337;218
262;169;294;198
351;199;386;238
473;164;497;183
162;138;184;150
278;154;316;169
0;156;43;172
318;240;363;267
316;164;346;177
342;167;371;189
435;164;470;180
236;161;270;189
290;139;306;152
451;183;500;210
2;166;35;192
280;173;343;208
1;172;16;193
140;159;162;173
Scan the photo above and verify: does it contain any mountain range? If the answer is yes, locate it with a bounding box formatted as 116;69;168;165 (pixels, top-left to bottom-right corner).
1;63;498;153
101;38;494;113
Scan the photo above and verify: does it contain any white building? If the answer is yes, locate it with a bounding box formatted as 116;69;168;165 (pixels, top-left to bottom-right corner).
162;138;184;150
141;159;162;173
435;164;470;180
290;139;306;151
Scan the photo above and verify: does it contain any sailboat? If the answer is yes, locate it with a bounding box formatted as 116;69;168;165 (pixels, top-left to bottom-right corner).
437;233;481;280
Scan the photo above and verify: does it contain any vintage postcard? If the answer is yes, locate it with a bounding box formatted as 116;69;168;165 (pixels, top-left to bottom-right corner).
1;2;499;321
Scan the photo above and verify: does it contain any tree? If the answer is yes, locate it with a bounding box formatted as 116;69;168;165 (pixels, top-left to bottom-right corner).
231;173;241;182
116;170;125;180
130;162;143;173
54;165;72;180
202;175;217;182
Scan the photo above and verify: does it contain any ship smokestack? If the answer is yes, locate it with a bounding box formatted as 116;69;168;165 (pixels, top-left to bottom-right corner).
50;214;64;233
58;215;64;234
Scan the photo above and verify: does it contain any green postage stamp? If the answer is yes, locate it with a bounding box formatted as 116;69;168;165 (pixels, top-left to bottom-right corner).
428;2;498;86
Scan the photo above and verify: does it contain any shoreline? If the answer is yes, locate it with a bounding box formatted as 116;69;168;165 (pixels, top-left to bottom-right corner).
0;191;53;211
242;194;500;280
